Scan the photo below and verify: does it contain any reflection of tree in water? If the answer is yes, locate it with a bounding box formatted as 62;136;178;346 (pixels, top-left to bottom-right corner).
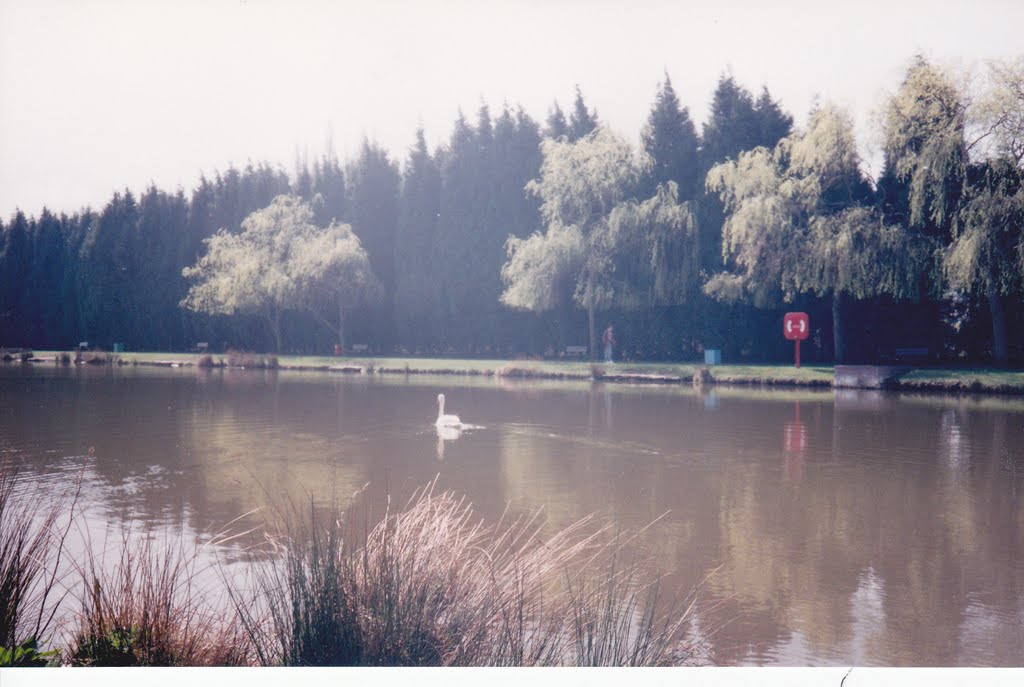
712;400;1024;665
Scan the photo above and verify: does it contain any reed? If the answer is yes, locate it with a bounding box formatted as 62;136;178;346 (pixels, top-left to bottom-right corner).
0;461;76;665
229;483;704;667
66;532;250;667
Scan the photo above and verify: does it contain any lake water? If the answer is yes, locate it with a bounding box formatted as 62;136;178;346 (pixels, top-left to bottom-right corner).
2;364;1023;666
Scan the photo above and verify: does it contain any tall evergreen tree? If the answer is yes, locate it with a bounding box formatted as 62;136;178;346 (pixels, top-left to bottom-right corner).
78;191;139;347
641;73;701;201
311;153;347;226
395;129;442;350
0;212;32;345
347;140;401;348
545;102;570;141
568;85;599;142
25;210;67;346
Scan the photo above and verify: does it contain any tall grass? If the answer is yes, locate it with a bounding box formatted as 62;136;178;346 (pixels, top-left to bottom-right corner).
66;532;251;667
0;461;76;665
229;483;706;666
2;462;711;667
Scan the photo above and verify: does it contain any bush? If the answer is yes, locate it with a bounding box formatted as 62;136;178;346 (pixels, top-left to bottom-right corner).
226;350;278;370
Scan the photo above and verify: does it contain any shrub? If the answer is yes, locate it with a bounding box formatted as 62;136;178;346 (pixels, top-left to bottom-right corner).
196;354;216;368
226;350;277;369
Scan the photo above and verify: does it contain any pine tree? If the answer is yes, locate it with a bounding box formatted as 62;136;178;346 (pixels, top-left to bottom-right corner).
545;102;570;141
395;129;442;350
641;73;700;201
0;212;32;345
347;140;401;348
568;85;598;141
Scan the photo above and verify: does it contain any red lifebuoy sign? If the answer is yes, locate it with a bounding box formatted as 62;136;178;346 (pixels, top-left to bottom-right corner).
783;312;809;341
783;312;809;367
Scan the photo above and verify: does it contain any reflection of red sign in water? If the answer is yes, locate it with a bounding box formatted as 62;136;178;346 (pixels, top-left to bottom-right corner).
783;401;806;483
783;421;808;453
783;312;809;367
783;312;809;340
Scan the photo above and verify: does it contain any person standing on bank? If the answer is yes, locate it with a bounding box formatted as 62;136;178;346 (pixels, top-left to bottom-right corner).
602;324;616;363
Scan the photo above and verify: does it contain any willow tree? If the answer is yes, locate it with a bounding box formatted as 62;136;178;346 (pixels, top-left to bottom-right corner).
884;56;1024;363
181;195;378;352
500;127;695;358
292;218;380;348
706;104;930;362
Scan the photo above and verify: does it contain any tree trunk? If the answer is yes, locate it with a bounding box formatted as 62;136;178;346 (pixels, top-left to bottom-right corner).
987;284;1008;366
587;302;597;362
266;310;283;353
337;302;346;349
832;291;845;364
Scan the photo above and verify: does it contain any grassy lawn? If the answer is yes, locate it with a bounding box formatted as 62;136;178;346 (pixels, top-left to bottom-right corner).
895;368;1024;393
25;350;1024;393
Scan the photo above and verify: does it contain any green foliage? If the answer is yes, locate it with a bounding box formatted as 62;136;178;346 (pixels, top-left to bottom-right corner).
708;104;927;306
501;223;585;312
70;626;140;667
181;195;378;351
945;160;1024;295
642;74;700;201
882;56;968;231
568;85;599;141
395;129;442;347
706;104;932;360
0;636;60;667
503;127;696;356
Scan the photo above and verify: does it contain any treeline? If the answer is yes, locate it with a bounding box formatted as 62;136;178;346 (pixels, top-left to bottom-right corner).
2;59;1022;364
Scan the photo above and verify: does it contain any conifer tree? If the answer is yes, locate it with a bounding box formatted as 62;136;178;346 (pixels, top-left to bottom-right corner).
545;103;570;141
395;129;442;349
568;85;599;142
641;74;700;201
347;140;401;347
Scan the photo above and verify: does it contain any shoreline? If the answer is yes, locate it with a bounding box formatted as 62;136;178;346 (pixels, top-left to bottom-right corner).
14;351;1024;396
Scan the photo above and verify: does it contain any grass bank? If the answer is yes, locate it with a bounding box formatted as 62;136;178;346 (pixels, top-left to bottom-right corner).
20;350;1024;394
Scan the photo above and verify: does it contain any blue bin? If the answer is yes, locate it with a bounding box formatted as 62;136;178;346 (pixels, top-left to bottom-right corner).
704;349;721;365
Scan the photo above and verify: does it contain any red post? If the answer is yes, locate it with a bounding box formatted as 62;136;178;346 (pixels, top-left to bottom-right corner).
795;339;801;368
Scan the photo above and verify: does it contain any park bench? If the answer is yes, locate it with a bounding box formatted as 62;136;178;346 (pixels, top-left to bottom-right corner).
895;347;929;362
194;342;209;353
564;345;587;358
349;344;369;355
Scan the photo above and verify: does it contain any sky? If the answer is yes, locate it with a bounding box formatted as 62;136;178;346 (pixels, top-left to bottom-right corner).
1;0;1022;220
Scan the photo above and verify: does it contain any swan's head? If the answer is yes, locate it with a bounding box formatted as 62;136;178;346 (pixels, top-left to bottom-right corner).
437;393;445;406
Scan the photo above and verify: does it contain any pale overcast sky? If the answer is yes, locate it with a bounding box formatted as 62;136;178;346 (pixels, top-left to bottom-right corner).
1;0;1021;220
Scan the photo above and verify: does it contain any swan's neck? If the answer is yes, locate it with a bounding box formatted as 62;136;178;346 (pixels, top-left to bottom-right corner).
438;397;445;418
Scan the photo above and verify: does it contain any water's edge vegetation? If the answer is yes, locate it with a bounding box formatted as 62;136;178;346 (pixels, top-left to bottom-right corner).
0;465;710;668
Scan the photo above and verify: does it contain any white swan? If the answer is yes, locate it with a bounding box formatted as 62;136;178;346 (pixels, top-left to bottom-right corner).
436;393;463;428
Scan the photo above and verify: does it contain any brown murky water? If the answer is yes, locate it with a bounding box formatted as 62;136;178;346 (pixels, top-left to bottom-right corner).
2;364;1023;665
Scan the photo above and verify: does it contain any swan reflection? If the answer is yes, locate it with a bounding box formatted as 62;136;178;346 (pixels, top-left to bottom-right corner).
436;423;463;461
